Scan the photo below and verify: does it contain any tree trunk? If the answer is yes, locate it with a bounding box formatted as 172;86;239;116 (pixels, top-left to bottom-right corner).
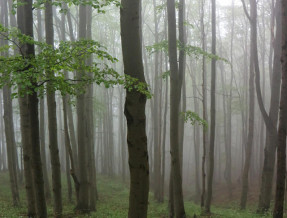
161;75;168;202
224;0;235;199
3;85;20;206
119;88;127;182
1;0;20;206
120;0;149;217
76;3;90;213
167;0;186;216
200;0;208;208
257;0;282;212
86;5;97;210
190;64;201;201
44;1;62;215
273;0;287;215
204;0;216;213
240;0;256;210
152;0;162;202
36;8;52;202
17;1;47;216
178;0;186;174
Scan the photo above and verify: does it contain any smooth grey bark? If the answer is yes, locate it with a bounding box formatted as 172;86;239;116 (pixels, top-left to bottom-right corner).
3;86;20;206
24;0;47;215
152;0;162;202
86;5;97;210
240;0;256;210
76;3;89;213
224;0;235;199
63;3;78;175
161;77;168;202
37;8;51;201
1;0;20;206
17;1;37;216
204;0;216;213
257;0;282;212
189;65;201;201
121;0;149;217
178;0;186;174
200;0;208;208
44;1;62;216
273;1;287;215
167;0;186;217
0;98;4;172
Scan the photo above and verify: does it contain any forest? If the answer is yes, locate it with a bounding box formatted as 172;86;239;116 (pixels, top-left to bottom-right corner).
0;0;286;217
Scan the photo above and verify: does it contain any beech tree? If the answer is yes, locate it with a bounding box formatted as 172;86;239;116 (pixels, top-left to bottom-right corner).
273;1;287;217
120;0;149;217
45;0;62;215
204;0;216;214
17;0;47;217
167;0;186;216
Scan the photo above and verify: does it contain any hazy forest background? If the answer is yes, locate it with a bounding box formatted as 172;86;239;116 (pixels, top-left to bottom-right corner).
0;0;287;217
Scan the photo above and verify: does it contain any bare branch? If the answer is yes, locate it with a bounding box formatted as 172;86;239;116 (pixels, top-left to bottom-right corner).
241;0;252;22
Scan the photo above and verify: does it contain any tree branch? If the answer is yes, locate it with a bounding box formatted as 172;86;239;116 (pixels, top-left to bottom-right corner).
241;0;252;22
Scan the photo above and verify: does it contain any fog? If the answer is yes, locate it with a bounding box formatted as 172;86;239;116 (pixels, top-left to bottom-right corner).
0;0;285;217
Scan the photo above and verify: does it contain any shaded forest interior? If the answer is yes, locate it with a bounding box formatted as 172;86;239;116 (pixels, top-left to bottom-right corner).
0;0;287;217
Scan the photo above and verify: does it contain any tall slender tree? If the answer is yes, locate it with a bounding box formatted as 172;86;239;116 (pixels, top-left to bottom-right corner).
45;0;62;216
204;0;216;213
76;3;90;212
257;0;282;212
152;0;162;202
200;0;208;208
36;7;51;200
1;0;20;206
273;1;287;217
240;0;256;210
17;0;47;216
167;0;186;216
121;0;149;217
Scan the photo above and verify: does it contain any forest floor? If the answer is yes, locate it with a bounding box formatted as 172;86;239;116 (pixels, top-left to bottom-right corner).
0;172;276;217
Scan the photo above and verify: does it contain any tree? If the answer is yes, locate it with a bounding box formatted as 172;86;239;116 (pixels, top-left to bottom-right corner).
200;0;208;208
1;0;20;207
152;0;162;202
257;0;282;212
76;3;90;213
167;0;186;217
17;0;47;217
178;0;186;173
240;0;256;210
16;2;36;216
224;0;235;199
120;0;149;217
45;0;62;216
273;0;287;216
84;4;97;210
36;8;51;201
204;0;216;213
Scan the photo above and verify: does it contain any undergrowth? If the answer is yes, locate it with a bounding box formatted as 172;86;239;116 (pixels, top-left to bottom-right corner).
0;172;273;217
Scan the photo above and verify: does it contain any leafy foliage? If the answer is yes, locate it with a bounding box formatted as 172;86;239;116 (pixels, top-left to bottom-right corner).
13;0;121;14
155;1;179;13
161;71;170;80
146;40;229;64
146;40;168;54
181;110;208;130
183;44;229;63
0;24;151;98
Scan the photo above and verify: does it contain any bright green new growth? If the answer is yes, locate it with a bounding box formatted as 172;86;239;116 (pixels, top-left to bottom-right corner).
0;24;151;99
181;110;208;130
